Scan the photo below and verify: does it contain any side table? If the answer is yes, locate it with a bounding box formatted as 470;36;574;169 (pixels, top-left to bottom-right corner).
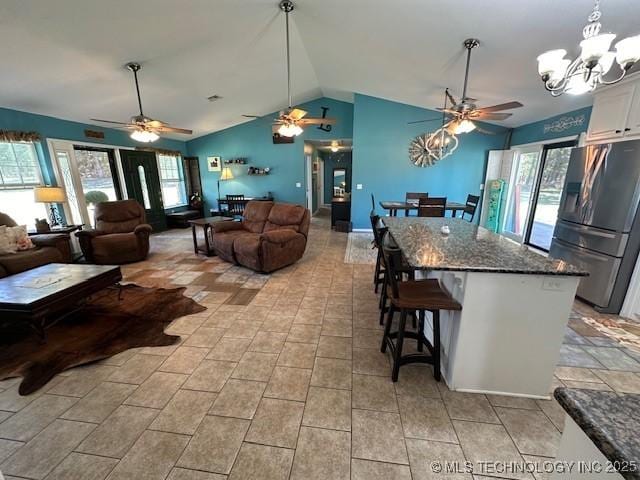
188;217;234;256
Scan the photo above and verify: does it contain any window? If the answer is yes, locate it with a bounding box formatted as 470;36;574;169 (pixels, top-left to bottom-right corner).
0;141;47;227
158;154;187;208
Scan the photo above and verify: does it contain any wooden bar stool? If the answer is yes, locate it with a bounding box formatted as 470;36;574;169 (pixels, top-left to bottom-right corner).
380;244;461;382
369;212;387;294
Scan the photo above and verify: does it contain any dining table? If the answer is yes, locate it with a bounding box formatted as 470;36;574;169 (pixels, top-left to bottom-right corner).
379;200;467;217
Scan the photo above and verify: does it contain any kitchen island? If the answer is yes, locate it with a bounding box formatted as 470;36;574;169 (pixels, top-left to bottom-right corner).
382;217;588;398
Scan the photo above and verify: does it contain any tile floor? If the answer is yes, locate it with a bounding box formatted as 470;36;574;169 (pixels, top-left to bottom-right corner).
1;213;640;480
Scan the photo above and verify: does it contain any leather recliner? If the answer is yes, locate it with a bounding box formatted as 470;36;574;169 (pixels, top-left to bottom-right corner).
76;200;152;264
211;201;310;273
0;213;72;278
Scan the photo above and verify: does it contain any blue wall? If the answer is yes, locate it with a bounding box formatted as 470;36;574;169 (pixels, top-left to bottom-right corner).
185;97;354;213
0;107;188;186
510;106;592;146
321;150;352;202
351;94;509;229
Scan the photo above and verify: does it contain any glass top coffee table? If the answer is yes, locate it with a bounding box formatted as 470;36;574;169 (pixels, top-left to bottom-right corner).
188;216;234;256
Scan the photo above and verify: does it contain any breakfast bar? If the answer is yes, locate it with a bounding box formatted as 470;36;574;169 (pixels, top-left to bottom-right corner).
382;216;588;398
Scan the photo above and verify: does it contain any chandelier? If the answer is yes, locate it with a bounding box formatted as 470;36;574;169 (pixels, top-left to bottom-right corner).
536;0;640;96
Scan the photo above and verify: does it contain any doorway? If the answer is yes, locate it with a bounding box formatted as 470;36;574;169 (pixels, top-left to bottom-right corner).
120;150;167;231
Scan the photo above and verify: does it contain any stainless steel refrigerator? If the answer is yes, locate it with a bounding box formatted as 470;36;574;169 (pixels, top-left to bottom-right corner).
550;139;640;314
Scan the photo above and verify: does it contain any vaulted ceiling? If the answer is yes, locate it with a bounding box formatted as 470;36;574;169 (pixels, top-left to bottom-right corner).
1;0;639;139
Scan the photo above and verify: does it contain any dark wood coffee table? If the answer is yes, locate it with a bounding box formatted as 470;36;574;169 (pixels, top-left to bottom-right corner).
0;263;122;340
188;216;234;256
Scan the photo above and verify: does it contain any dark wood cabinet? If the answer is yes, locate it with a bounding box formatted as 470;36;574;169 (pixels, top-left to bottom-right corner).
331;198;351;227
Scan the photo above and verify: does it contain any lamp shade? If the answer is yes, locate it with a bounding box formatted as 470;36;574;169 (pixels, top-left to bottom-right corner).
220;167;234;181
33;186;66;203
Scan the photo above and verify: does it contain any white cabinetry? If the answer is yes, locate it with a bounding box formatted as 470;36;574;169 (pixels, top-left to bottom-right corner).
586;76;640;143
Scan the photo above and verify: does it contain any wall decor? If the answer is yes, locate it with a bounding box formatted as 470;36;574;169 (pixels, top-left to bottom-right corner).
248;167;270;175
543;115;586;133
224;157;248;165
84;129;105;140
207;156;221;172
317;106;332;132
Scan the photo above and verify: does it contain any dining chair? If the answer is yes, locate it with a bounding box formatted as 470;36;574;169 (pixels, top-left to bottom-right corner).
462;194;480;222
226;194;246;217
405;192;428;216
380;241;461;381
371;193;376;211
418;196;446;217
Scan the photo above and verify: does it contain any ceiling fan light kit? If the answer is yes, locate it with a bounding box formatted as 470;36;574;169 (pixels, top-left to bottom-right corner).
537;0;640;96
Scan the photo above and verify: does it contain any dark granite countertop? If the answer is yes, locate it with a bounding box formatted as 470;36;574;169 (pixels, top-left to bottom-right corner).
381;217;588;276
555;388;640;480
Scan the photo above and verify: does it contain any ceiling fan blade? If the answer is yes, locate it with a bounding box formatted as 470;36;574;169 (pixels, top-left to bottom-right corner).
297;117;336;125
242;115;261;118
407;118;443;125
436;108;461;115
476;101;523;113
445;90;458;107
474;125;499;135
154;126;193;135
90;118;131;126
146;119;168;128
288;108;308;120
473;112;512;120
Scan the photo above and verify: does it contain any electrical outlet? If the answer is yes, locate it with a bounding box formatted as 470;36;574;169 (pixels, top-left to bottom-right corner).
296;182;302;188
542;278;565;291
356;184;363;190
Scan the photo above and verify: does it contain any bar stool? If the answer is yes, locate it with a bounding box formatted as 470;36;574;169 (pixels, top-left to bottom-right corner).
370;212;386;294
380;243;461;382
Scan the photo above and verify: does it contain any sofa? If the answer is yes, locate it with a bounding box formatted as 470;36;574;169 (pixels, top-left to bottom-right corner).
211;201;310;273
0;213;72;278
76;200;152;264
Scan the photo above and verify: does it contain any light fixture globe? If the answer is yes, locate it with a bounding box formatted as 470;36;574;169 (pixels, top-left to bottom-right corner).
130;129;159;143
537;0;639;96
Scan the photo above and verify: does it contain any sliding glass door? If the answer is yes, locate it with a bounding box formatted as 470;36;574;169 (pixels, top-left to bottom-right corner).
502;146;542;242
526;141;575;251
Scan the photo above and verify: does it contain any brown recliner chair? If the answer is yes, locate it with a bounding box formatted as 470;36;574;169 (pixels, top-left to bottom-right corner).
0;212;72;278
212;201;310;273
76;200;152;264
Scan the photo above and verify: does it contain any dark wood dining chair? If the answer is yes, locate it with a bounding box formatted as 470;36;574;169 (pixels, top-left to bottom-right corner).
226;194;246;217
462;194;480;222
405;192;428;216
418;196;446;217
371;193;376;211
380;242;461;381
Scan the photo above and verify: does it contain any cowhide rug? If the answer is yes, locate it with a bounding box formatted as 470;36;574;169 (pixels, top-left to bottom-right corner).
0;284;206;395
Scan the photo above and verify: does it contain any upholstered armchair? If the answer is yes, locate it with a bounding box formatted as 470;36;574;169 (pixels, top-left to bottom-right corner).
76;200;152;264
0;212;71;278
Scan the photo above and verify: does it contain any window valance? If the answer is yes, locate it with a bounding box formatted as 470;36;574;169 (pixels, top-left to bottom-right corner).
0;130;41;142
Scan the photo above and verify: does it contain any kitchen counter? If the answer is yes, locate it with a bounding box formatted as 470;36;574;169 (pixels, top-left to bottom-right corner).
382;217;587;276
380;217;585;398
554;388;640;479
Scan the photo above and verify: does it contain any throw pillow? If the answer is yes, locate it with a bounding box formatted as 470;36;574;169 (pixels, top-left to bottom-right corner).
11;225;35;251
0;225;17;254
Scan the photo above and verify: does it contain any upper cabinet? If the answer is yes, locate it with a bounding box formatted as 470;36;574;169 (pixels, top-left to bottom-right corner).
586;76;640;143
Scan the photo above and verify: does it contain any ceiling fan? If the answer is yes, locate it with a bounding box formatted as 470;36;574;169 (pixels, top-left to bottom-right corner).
243;0;336;137
91;62;193;143
410;39;523;135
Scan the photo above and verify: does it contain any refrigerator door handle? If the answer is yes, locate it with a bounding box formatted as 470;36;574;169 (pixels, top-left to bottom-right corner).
558;222;617;239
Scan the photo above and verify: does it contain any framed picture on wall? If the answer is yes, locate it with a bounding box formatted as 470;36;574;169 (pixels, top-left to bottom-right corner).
207;156;221;172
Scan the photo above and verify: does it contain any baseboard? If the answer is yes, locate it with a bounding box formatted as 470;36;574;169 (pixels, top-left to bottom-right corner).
352;228;373;233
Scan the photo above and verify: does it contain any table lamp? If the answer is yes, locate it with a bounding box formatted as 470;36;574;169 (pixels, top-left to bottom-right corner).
217;167;234;205
33;186;66;227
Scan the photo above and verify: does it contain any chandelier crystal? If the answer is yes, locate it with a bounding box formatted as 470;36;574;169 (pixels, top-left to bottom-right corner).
537;0;640;96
